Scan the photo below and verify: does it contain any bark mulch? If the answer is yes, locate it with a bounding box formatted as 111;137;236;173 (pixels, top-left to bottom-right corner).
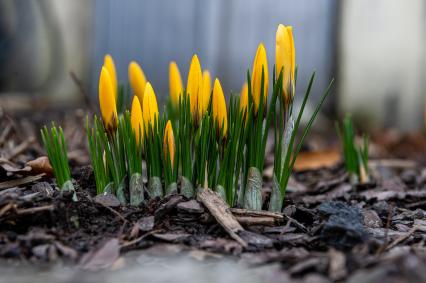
1;108;426;283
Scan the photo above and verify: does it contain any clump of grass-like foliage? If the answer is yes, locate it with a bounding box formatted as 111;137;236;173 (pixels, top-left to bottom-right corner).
336;115;370;184
40;123;76;199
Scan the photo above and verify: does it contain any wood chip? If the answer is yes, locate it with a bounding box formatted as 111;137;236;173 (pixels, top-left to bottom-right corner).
197;188;247;247
235;216;276;226
0;174;45;190
230;208;284;220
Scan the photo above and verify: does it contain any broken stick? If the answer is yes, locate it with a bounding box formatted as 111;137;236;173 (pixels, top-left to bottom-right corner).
197;188;247;247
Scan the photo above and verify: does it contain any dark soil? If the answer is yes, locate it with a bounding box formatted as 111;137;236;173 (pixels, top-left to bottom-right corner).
1;108;426;283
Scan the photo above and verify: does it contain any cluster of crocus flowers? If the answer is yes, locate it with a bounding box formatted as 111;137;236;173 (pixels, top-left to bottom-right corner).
83;24;332;212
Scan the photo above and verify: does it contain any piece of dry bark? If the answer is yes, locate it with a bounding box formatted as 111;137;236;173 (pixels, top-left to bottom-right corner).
230;208;284;220
197;188;247;247
235;216;276;226
0;174;45;190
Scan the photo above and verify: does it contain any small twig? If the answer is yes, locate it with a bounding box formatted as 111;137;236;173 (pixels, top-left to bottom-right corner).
70;71;96;112
120;230;161;249
230;208;284;220
7;136;36;160
0;203;15;217
15;204;54;215
98;202;128;223
0;124;12;146
283;214;308;233
406;200;426;209
369;159;417;169
235;216;276;226
386;225;419;251
377;203;394;255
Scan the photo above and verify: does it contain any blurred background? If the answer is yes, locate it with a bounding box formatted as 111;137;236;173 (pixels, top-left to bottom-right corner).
0;0;425;130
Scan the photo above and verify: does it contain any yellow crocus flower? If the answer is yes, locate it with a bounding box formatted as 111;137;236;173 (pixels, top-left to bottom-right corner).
199;70;211;115
275;24;296;103
186;54;203;120
103;54;118;97
169;61;183;109
239;82;248;113
142;82;159;131
99;66;118;131
130;95;144;145
212;78;228;136
129;61;147;105
251;43;269;114
163;120;175;167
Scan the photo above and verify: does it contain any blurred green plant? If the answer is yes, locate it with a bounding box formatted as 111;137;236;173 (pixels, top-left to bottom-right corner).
40;123;76;199
336;115;370;184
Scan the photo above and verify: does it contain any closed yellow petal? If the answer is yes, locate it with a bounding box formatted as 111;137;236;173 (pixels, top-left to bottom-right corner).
163;120;175;166
275;24;286;80
287;26;296;81
239;82;248;113
129;61;147;105
142;82;159;130
169;61;183;108
199;70;211;115
99;66;117;131
251;43;269;114
239;82;248;111
186;55;202;119
275;24;296;103
131;96;143;145
287;26;296;99
104;54;118;97
212;78;228;136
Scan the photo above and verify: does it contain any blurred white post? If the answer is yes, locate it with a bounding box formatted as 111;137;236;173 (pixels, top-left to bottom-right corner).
46;0;91;103
0;0;91;107
339;0;426;130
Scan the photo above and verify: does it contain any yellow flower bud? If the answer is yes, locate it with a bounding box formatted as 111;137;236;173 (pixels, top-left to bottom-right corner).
186;55;202;120
275;24;295;103
130;96;143;145
142;82;159;130
251;43;269;114
163;120;175;167
99;66;118;131
169;61;183;109
103;54;118;97
212;78;228;136
199;70;211;115
239;82;248;113
129;61;147;105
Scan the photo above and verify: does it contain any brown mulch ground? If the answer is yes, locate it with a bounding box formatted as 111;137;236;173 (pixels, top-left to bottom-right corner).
1;108;426;283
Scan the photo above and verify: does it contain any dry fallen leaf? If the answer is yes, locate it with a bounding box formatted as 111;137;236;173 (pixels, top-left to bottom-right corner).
294;148;341;171
79;238;120;271
26;156;53;176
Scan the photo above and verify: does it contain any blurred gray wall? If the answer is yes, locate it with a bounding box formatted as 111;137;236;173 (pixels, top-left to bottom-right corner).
92;0;338;106
339;0;426;130
2;0;425;131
